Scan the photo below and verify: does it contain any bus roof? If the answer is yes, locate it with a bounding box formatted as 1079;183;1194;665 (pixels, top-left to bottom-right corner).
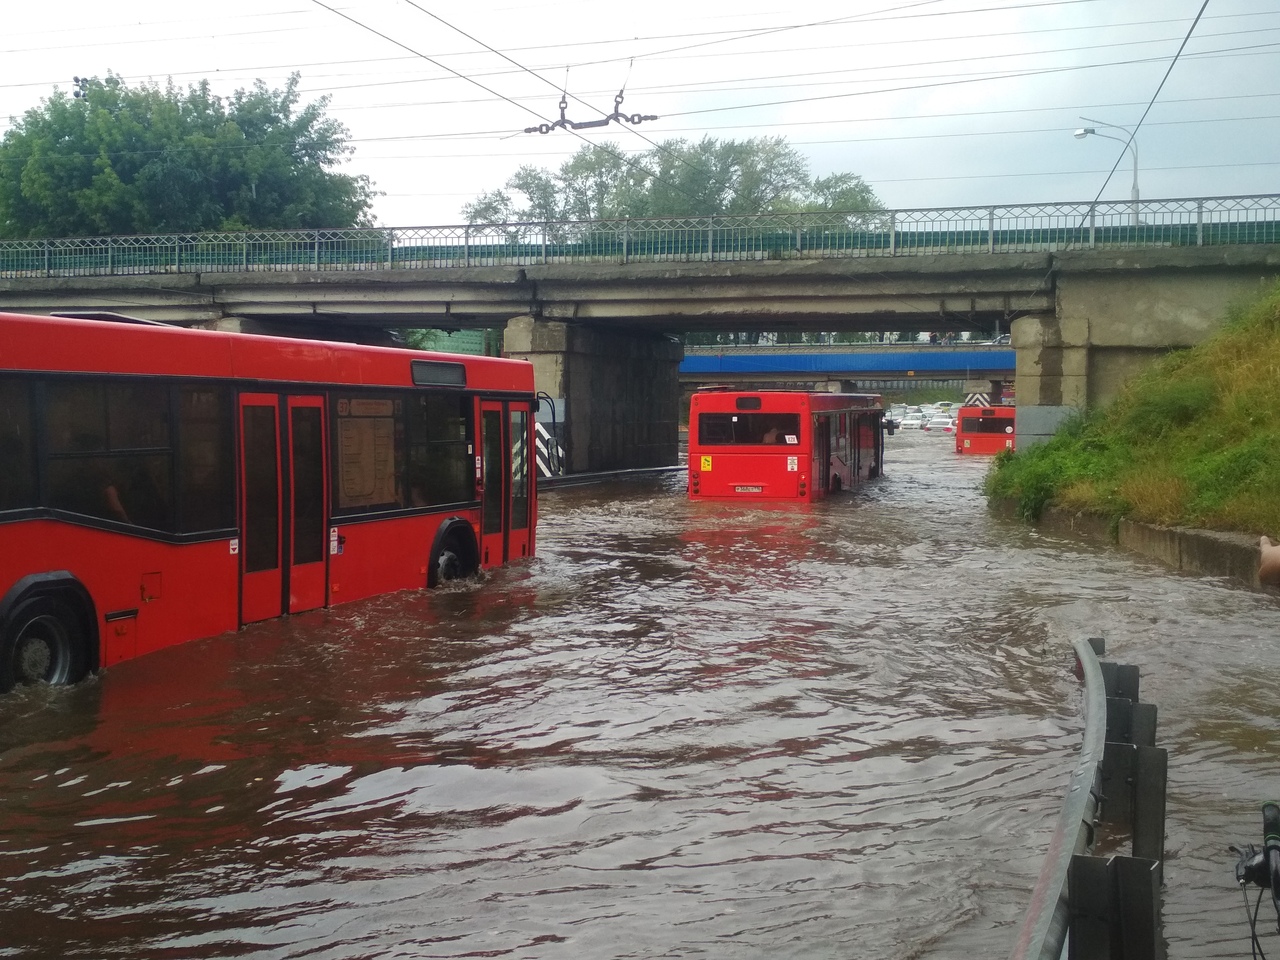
691;389;883;413
0;311;532;393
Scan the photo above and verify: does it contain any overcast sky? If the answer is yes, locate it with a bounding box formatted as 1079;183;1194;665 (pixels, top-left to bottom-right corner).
3;0;1276;227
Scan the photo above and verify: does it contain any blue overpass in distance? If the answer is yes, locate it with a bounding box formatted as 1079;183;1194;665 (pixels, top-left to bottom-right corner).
680;344;1015;390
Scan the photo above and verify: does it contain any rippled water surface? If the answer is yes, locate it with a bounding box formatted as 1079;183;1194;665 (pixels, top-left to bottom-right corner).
3;430;1280;959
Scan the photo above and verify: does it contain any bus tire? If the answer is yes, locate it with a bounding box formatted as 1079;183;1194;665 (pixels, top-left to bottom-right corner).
428;522;479;588
0;595;91;693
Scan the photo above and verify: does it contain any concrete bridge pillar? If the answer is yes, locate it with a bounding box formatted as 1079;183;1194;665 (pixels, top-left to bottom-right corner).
503;316;683;473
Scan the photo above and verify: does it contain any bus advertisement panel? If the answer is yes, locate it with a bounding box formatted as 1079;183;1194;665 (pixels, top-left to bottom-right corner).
955;405;1016;455
688;389;885;501
0;311;537;692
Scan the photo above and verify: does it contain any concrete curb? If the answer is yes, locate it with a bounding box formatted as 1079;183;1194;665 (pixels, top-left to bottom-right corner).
992;499;1265;592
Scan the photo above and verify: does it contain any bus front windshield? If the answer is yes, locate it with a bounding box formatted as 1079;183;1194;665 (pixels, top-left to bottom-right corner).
698;412;801;445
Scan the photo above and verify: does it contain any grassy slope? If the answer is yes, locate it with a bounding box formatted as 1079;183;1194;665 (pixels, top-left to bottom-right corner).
985;281;1280;536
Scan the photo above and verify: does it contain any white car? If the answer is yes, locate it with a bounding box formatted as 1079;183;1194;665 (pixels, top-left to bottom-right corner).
923;416;955;433
898;414;925;430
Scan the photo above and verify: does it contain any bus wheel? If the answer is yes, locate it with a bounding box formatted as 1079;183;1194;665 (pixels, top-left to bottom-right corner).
430;529;479;587
0;596;89;692
436;546;463;583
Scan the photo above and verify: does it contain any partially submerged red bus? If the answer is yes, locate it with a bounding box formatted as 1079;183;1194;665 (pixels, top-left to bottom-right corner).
688;389;885;500
0;311;537;692
955;404;1016;454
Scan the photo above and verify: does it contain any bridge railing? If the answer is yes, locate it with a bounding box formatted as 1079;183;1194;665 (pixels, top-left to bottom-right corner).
2;194;1277;279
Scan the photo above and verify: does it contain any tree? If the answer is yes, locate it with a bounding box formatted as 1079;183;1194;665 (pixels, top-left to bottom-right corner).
0;73;376;238
461;136;882;225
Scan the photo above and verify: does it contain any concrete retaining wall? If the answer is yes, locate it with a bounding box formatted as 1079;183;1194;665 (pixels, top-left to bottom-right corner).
1001;501;1265;591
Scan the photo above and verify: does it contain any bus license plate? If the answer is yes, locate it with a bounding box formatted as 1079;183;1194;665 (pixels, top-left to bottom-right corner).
735;485;763;493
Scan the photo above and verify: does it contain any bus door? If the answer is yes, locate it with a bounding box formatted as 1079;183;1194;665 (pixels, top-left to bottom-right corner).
478;400;534;567
238;394;328;624
814;415;832;492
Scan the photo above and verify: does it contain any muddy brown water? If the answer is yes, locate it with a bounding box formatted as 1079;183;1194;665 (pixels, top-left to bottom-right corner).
2;429;1278;959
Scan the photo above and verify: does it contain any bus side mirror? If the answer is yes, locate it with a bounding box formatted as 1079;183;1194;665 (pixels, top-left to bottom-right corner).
883;420;895;435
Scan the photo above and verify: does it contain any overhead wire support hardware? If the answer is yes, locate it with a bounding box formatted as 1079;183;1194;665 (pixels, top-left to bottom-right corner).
524;91;658;135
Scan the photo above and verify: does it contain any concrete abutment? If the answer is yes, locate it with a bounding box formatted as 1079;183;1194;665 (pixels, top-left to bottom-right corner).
504;316;683;473
1012;247;1280;446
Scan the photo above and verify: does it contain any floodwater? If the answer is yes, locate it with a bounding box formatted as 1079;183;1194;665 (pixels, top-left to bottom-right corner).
2;430;1279;960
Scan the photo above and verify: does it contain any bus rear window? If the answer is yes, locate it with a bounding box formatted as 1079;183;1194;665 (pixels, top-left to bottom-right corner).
960;416;1014;434
697;413;801;445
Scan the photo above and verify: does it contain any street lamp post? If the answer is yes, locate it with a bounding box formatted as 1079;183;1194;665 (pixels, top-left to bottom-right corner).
1074;117;1140;227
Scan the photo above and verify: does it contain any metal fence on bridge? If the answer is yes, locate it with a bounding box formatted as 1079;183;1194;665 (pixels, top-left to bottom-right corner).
1;194;1277;280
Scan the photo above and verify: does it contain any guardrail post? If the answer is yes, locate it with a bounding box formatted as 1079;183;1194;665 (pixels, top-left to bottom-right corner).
888;213;897;256
464;225;471;268
43;240;50;277
623;219;630;264
1196;201;1204;246
107;239;113;275
542;223;548;265
708;217;715;262
988;207;996;254
174;239;180;273
242;238;248;272
314;230;321;270
1069;855;1163;960
1089;204;1097;249
386;231;393;270
796;226;803;256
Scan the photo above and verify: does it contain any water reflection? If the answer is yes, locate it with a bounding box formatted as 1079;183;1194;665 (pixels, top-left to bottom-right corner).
1;431;1278;958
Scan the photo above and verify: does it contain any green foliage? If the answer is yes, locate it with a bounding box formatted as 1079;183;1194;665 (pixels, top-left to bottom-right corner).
0;73;375;238
462;136;882;224
987;281;1280;535
1110;375;1216;442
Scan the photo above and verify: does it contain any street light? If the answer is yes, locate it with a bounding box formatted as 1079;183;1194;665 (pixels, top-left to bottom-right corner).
1074;116;1140;226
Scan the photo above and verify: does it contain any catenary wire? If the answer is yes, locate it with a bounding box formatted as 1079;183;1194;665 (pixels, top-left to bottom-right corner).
1087;0;1211;206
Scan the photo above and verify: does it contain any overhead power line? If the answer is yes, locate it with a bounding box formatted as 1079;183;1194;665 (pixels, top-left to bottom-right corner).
2;9;1266;96
1088;0;1211;206
304;0;717;212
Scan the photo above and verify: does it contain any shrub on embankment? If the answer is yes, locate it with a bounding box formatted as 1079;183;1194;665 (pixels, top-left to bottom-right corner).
985;280;1280;536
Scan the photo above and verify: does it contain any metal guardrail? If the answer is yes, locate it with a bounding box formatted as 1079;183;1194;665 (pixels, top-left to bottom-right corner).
1010;637;1168;960
1010;637;1108;960
1;195;1277;280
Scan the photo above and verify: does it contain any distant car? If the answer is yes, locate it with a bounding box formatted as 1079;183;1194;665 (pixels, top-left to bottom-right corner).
898;414;925;430
923;416;955;433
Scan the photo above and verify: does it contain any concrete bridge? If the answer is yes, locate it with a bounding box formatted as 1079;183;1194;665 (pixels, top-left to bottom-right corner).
2;195;1278;469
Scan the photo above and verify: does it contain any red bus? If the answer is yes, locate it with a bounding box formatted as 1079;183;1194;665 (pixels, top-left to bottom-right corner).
688;389;885;500
955;405;1016;454
0;311;537;692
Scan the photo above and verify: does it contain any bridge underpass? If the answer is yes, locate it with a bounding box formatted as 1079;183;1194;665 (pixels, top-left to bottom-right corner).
2;197;1277;471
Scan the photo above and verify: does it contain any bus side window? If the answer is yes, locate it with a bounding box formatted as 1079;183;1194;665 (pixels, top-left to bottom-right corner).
0;378;37;511
107;383;173;531
178;387;235;532
333;394;403;512
405;393;473;506
45;380;176;531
